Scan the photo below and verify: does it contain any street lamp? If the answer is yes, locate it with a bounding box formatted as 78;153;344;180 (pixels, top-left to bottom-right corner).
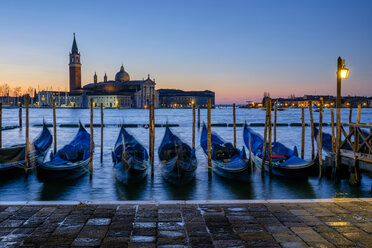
335;56;349;182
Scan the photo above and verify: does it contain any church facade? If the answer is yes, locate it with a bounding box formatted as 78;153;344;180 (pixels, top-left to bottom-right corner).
68;34;157;108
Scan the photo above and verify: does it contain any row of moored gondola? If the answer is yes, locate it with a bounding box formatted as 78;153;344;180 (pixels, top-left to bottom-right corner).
1;122;328;186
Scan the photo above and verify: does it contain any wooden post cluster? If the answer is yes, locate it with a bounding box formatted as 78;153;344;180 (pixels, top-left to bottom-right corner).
331;108;335;153
19;104;22;128
318;97;323;169
192;103;195;149
308;100;315;159
207;98;212;176
233;103;236;148
0;103;2;148
301;107;305;159
274;102;277;142
25;97;29;174
90;98;94;175
100;103;103;163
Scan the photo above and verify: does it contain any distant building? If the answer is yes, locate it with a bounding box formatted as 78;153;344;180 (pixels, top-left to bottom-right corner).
67;34;157;108
23;34;215;109
81;68;157;108
38;91;70;107
271;94;371;108
158;89;215;108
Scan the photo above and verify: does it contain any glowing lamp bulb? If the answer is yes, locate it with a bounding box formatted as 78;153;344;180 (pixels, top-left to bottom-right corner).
340;68;349;79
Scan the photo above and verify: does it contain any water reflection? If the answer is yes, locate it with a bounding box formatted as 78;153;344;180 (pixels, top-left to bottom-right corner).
115;178;149;201
39;176;87;200
163;178;197;200
210;173;254;199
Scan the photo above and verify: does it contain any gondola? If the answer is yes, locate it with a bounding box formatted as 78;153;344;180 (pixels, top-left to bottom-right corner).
243;124;317;178
314;127;370;155
0;123;52;175
200;124;250;181
36;123;91;182
314;127;333;155
158;127;197;185
112;126;149;184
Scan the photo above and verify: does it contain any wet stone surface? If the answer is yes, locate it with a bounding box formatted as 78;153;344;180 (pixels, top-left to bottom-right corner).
0;199;371;247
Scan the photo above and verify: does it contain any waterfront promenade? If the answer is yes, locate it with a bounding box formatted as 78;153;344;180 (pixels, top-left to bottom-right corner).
0;198;371;247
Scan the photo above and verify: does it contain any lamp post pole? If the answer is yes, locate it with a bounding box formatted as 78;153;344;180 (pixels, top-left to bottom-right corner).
335;56;342;183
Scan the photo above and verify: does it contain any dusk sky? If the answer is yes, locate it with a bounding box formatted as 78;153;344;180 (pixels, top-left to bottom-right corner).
0;0;371;103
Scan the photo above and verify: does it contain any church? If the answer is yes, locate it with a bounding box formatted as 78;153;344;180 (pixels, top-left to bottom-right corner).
68;34;157;108
38;34;214;108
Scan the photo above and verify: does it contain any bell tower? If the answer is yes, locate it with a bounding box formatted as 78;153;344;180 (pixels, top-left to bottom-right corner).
69;33;81;92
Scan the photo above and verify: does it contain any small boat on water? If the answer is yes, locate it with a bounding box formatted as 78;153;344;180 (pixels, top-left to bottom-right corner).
36;123;91;182
200;124;250;181
243;124;317;178
313;127;333;155
0;123;52;175
314;127;370;155
158;127;197;185
112;126;149;184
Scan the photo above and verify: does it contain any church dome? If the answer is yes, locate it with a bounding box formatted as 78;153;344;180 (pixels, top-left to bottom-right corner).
115;65;130;82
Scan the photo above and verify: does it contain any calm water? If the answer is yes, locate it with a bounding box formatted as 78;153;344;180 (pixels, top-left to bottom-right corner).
0;107;371;201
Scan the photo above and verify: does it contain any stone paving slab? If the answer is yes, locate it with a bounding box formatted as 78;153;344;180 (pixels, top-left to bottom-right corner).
0;198;371;247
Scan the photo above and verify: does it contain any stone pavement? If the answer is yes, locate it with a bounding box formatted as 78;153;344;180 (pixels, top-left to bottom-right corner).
0;199;371;247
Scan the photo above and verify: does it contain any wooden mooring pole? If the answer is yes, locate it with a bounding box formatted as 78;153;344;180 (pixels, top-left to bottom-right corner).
331;108;335;153
0;103;2;148
90;98;94;175
19;103;22;129
192;103;195;149
301;107;305;159
261;98;269;176
350;105;362;185
207;98;212;177
197;106;200;128
151;94;155;177
149;99;153;175
249;135;253;170
268;99;272;174
350;156;361;185
308;100;314;159
53;99;57;154
25;97;29;175
357;104;361;124
348;104;352;133
274;101;277;142
335;57;342;184
350;104;362;185
318;97;323;170
100;103;103;163
233;103;236;148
